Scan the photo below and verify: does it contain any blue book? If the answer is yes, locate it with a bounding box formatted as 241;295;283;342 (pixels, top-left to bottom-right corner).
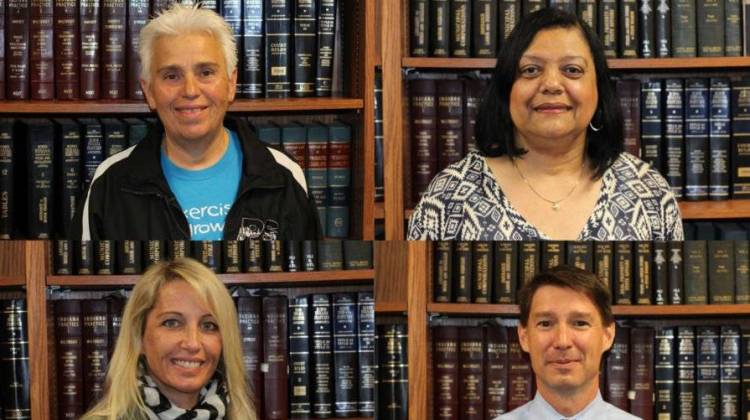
0;119;14;238
288;295;312;417
101;118;127;158
281;122;307;169
250;120;281;148
54;118;81;236
220;0;242;94
24;118;55;238
78;118;103;192
357;291;375;416
677;326;697;419
332;292;358;417
732;80;750;198
709;77;731;200
641;80;664;175
122;118;147;147
696;326;720;418
311;294;333;417
685;78;710;200
306;123;329;236
241;0;263;98
655;327;676;419
326;121;351;238
720;325;741;419
664;79;685;198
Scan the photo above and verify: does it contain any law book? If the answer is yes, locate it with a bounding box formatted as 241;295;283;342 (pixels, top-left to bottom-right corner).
726;0;742;56
578;0;597;34
434;242;453;302
410;0;429;56
709;77;732;200
720;325;741;419
0;299;30;420
102;118;127;158
191;240;221;273
221;240;241;273
594;241;614;292
697;326;721;419
262;295;289;420
598;0;618;57
665;78;685;197
220;0;242;100
29;0;54;99
433;326;459;419
378;324;408;420
108;297;124;354
332;293;358;417
454;241;472;303
374;71;384;200
431;0;450;56
79;118;103;192
0;0;5;99
685;78;710;200
302;240;317;271
241;0;263;98
281;122;307;174
0;119;13;238
566;241;593;272
55;118;81;236
499;0;521;42
436;79;464;171
309;294;333;418
507;328;533;410
293;0;316;97
251;121;281;147
82;299;109;408
655;327;676;419
678;326;697;419
472;0;497;57
450;0;470;56
485;325;508;418
122;117;147;147
684;241;709;304
521;0;543;15
472;242;491;303
697;0;725;56
357;292;375;417
709;240;735;304
79;0;100;98
409;78;438;204
463;78;482;154
6;0;29;99
655;0;671;57
343;240;372;269
281;240;299;272
518;241;539;286
637;0;655;57
95;240;115;274
318;240;343;271
167;239;191;258
327;121;351;238
741;329;750;419
315;0;336;96
459;326;485;419
263;240;284;272
653;241;668;304
736;241;750;303
54;299;83;420
605;327;630;410
618;0;639;58
614;242;634;304
244;239;263;272
25;119;54;238
117;240;141;274
126;0;147;99
549;0;575;13
75;240;94;274
732;80;750;198
634;241;653;304
493;242;517;304
289;295;311;418
542;241;564;269
630;327;655;418
144;240;164;266
100;0;126;98
672;0;697;56
54;240;73;274
305;123;329;232
616;79;641;157
265;0;292;98
641;80;664;174
237;296;263;417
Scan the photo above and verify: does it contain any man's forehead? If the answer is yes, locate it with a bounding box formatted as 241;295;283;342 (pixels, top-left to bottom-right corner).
529;285;600;316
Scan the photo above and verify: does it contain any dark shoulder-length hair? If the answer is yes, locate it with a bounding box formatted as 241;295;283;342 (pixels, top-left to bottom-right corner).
475;7;623;179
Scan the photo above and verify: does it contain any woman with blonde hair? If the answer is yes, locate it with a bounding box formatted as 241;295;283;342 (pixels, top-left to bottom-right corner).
82;257;255;420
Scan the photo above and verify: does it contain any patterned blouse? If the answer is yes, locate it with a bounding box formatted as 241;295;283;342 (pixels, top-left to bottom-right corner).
407;151;684;241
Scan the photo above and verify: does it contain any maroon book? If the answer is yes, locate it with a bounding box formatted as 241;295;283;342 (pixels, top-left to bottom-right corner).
433;326;459;419
0;0;5;99
262;295;288;420
6;0;30;99
409;78;438;205
101;0;126;98
463;78;482;155
507;328;533;410
30;0;54;99
617;79;642;157
54;0;80;98
605;326;630;409
485;325;509;418
126;0;148;99
459;326;485;419
82;299;110;409
108;297;125;358
55;299;84;420
79;0;100;99
629;327;655;420
237;296;263;418
437;79;464;172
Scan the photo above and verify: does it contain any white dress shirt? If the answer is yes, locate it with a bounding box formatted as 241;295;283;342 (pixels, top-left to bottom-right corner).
495;391;642;420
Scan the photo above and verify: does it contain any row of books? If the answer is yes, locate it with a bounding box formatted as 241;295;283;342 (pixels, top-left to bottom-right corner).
433;240;750;305
684;221;750;240
52;291;375;419
0;299;29;420
0;117;352;239
52;239;373;275
410;0;748;59
3;0;339;99
431;322;750;419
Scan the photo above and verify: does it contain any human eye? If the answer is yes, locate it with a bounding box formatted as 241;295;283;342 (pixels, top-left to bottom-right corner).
161;71;179;81
536;319;552;328
519;65;541;77
573;319;591;328
563;65;584;77
201;319;219;332
199;67;217;78
161;318;180;328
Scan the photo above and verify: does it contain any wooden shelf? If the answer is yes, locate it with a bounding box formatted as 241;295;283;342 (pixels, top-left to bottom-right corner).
428;303;750;317
679;199;750;219
402;56;750;70
48;269;375;287
0;276;25;287
375;202;385;220
375;301;407;313
0;97;364;114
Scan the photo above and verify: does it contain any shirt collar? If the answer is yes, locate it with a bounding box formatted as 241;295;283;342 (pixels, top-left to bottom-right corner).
531;390;604;420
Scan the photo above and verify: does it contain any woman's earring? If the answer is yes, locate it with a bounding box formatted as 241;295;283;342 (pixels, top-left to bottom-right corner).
589;121;602;132
589;108;603;132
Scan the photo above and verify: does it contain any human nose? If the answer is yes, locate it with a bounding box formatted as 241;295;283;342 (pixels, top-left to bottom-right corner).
181;325;201;350
182;74;199;98
540;69;563;94
553;324;573;349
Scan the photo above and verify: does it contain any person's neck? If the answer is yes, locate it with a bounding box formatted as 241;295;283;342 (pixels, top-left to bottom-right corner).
164;129;228;170
513;133;587;178
537;379;599;417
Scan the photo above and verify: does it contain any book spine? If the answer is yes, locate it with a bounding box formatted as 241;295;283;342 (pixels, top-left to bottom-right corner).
630;327;655;418
436;79;464;171
108;297;124;355
431;0;450;56
617;79;641;157
566;241;593;272
472;0;497;57
100;0;125;98
357;292;375;416
450;0;470;57
484;325;508;418
638;0;655;57
721;325;741;419
27;120;54;239
594;242;614;293
54;240;73;274
433;326;459;419
289;295;311;418
126;0;147;99
726;0;742;56
221;240;241;273
242;0;264;98
653;241;669;304
453;241;472;303
605;327;630;410
697;326;721;419
665;78;685;197
463;78;482;154
742;328;750;419
262;295;289;420
219;0;242;98
521;0;543;15
493;242;517;303
598;0;618;57
332;293;358;417
244;239;263;272
167;240;189;259
343;240;373;270
507;328;532;410
293;0;316;97
82;120;103;191
471;241;491;303
265;0;292;98
669;241;684;304
315;0;336;96
634;241;653;304
459;326;484;419
378;324;408;419
641;80;665;175
143;240;163;266
685;240;709;304
614;242;634;304
374;71;384;200
318;240;343;271
655;327;676;419
518;241;539;286
55;299;83;419
6;0;30;99
302;240;317;271
0;120;12;238
578;0;597;34
58;120;81;235
410;0;430;56
736;241;750;303
30;0;54;99
499;0;521;43
102;119;126;158
95;240;114;274
0;0;5;99
698;0;725;56
191;240;221;273
732;80;750;198
655;0;671;57
284;240;301;272
678;326;697;419
75;240;94;274
410;78;438;204
263;240;284;272
311;294;332;418
672;0;697;57
685;78;710;200
79;0;100;99
709;77;731;200
542;241;564;270
82;299;109;409
327;122;351;238
117;240;141;274
237;296;263;416
0;299;30;419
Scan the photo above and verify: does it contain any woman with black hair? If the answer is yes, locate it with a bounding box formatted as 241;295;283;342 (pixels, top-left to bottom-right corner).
407;8;682;240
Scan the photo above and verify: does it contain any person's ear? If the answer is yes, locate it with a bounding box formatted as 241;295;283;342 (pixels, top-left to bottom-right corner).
518;324;530;353
141;79;156;110
602;321;615;352
228;69;238;102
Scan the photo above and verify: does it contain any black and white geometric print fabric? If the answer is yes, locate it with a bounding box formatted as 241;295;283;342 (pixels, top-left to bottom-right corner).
139;373;228;420
407;151;684;241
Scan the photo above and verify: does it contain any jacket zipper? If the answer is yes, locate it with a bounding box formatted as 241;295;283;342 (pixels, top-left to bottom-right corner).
121;187;190;238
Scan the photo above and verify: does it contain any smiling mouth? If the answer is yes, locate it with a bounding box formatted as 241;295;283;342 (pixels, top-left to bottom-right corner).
175;106;208;115
172;359;204;369
533;104;572;113
548;359;580;366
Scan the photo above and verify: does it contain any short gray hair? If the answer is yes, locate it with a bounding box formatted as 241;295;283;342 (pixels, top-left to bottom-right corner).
138;2;238;84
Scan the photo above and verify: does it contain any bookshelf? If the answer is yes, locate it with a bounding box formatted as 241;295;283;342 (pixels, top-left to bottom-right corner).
378;0;750;239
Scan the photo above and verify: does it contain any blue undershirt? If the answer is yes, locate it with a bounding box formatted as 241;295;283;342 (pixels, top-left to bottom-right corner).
161;129;242;240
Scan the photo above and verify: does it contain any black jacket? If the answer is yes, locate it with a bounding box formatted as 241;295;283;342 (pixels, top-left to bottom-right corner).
70;116;321;240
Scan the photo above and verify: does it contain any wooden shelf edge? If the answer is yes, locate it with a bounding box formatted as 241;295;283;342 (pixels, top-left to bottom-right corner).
48;269;375;287
402;56;750;70
428;303;750;316
428;303;520;315
375;301;408;313
0;276;26;287
375;202;385;220
679;199;750;219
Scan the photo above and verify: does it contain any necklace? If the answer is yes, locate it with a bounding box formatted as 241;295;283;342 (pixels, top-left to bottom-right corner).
512;159;584;211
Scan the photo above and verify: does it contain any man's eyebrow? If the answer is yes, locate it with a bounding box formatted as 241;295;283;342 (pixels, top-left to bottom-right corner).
569;311;595;319
531;311;556;318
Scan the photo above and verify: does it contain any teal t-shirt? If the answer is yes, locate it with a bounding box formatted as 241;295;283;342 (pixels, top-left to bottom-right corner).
161;130;242;240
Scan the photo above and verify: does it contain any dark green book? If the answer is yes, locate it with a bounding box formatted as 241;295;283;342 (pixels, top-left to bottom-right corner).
736;241;750;303
634;241;652;304
302;240;317;271
471;241;491;303
410;0;429;56
594;242;614;292
598;0;618;57
566;241;593;272
492;242;517;304
618;0;638;57
144;240;164;267
541;241;564;269
577;0;597;34
318;240;343;271
75;240;94;275
638;0;655;57
518;241;539;286
655;0;671;57
684;241;708;304
472;0;497;57
284;240;301;272
449;0;470;56
430;0;450;56
263;240;284;272
671;0;697;57
697;0;725;56
167;240;189;259
653;242;668;305
614;242;633;304
54;240;73;274
96;241;115;277
708;240;735;304
725;0;742;56
499;0;521;42
251;121;281;148
343;240;372;269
